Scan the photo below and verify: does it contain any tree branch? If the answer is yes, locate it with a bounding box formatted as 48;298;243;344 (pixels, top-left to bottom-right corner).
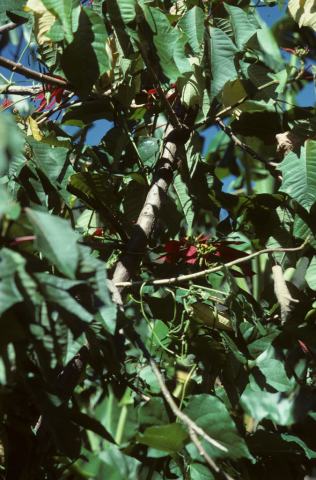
0;84;44;95
112;123;189;286
215;117;279;168
114;241;310;288
0;56;74;90
0;20;27;35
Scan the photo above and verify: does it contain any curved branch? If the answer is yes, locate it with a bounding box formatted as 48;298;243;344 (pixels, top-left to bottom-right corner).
115;241;310;288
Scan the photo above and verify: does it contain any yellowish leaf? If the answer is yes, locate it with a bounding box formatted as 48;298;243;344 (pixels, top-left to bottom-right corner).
191;303;234;331
288;0;316;31
222;79;247;119
28;116;43;141
25;0;56;48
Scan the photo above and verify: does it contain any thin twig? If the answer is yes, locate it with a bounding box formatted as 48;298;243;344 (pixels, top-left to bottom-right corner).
135;333;233;476
0;56;74;90
115;240;310;288
215;117;279;167
0;20;27;35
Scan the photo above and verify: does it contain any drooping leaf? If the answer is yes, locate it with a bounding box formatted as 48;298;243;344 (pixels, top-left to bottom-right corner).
173;172;195;233
177;6;205;54
61;7;111;99
184;394;252;461
25;208;79;278
136;423;189;453
279;141;316;213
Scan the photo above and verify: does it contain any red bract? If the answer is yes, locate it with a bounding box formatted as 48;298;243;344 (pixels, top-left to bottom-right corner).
0;98;13;110
34;76;65;112
156;234;255;277
146;83;178;110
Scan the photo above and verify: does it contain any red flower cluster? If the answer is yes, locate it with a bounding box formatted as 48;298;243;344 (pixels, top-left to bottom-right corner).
156;234;255;277
34;76;66;112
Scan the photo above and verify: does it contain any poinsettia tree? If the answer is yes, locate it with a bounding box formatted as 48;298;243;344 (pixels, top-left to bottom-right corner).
1;0;316;478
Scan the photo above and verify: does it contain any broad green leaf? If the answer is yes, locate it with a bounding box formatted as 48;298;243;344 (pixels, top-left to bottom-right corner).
78;246;117;335
136;423;189;452
203;27;238;105
251;359;293;392
184;394;252;461
61;7;110;99
0;249;24;315
122;180;148;222
177;6;205;54
142;6;192;82
35;273;94;324
25;208;79;278
27;137;74;190
173;172;195;233
247;64;278;102
178;59;205;110
305;256;316;290
42;0;80;44
240;384;298;425
279;141;316;213
186;131;202;178
190;463;215;480
240;322;280;359
224;4;258;51
138;397;169;427
281;433;316;459
70;172;120;211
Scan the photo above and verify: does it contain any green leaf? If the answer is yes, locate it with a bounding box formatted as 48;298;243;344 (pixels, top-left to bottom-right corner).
61;7;110;99
240;322;280;359
279;141;316;213
305;256;316;290
70;172;120;211
177;6;205;54
42;0;80;44
203;27;238;105
136;423;189;452
224;4;258;51
281;433;316;459
0;249;24;315
138;397;169;427
142;6;192;82
240;384;297;425
190;463;215;480
252;359;293;392
184;394;252;461
25;209;79;279
35;273;94;324
173;172;195;233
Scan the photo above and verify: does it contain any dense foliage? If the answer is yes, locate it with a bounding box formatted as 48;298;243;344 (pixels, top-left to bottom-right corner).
1;0;316;478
